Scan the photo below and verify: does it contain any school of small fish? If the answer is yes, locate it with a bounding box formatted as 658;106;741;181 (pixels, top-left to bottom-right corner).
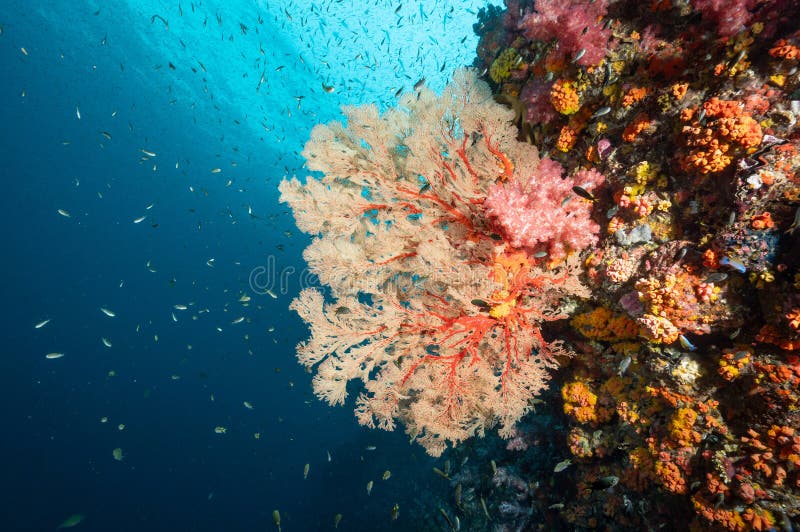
14;0;493;529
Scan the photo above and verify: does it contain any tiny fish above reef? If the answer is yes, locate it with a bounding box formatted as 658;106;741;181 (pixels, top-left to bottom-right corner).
554;458;572;472
705;272;728;283
432;467;449;479
678;334;697;351
57;514;85;529
571;186;596;202
590;475;619;491
719;255;746;273
471;299;490;310
592;106;612;118
786;206;800;234
617;355;632;376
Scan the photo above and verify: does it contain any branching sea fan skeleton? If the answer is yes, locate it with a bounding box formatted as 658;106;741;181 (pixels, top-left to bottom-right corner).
279;69;593;456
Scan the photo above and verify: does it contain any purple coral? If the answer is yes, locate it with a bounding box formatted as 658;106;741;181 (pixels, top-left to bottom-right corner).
518;0;612;66
484;158;605;258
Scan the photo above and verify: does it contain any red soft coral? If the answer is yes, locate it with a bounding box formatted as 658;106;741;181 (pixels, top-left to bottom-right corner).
518;0;612;66
520;78;557;125
691;0;758;37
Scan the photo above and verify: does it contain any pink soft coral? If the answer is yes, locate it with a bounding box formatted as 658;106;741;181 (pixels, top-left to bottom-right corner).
691;0;757;37
518;0;612;66
484;158;605;259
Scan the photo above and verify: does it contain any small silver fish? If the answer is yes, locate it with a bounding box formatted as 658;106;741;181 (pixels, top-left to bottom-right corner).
591;475;619;490
617;355;632;376
592;106;611;118
554;458;572;473
705;272;728;283
571;48;586;63
786;206;800;235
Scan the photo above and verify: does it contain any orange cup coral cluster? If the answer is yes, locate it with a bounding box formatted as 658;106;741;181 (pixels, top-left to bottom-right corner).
562;380;614;425
550;79;581;115
570;306;641;342
679;98;762;176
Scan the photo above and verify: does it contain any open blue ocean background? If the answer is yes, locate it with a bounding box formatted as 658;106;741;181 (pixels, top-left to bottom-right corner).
0;1;491;530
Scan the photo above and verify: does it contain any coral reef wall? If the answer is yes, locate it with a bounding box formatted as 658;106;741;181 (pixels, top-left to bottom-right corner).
282;0;800;529
469;0;800;530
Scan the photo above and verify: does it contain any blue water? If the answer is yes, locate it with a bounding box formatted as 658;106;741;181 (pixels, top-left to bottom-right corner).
0;1;490;530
